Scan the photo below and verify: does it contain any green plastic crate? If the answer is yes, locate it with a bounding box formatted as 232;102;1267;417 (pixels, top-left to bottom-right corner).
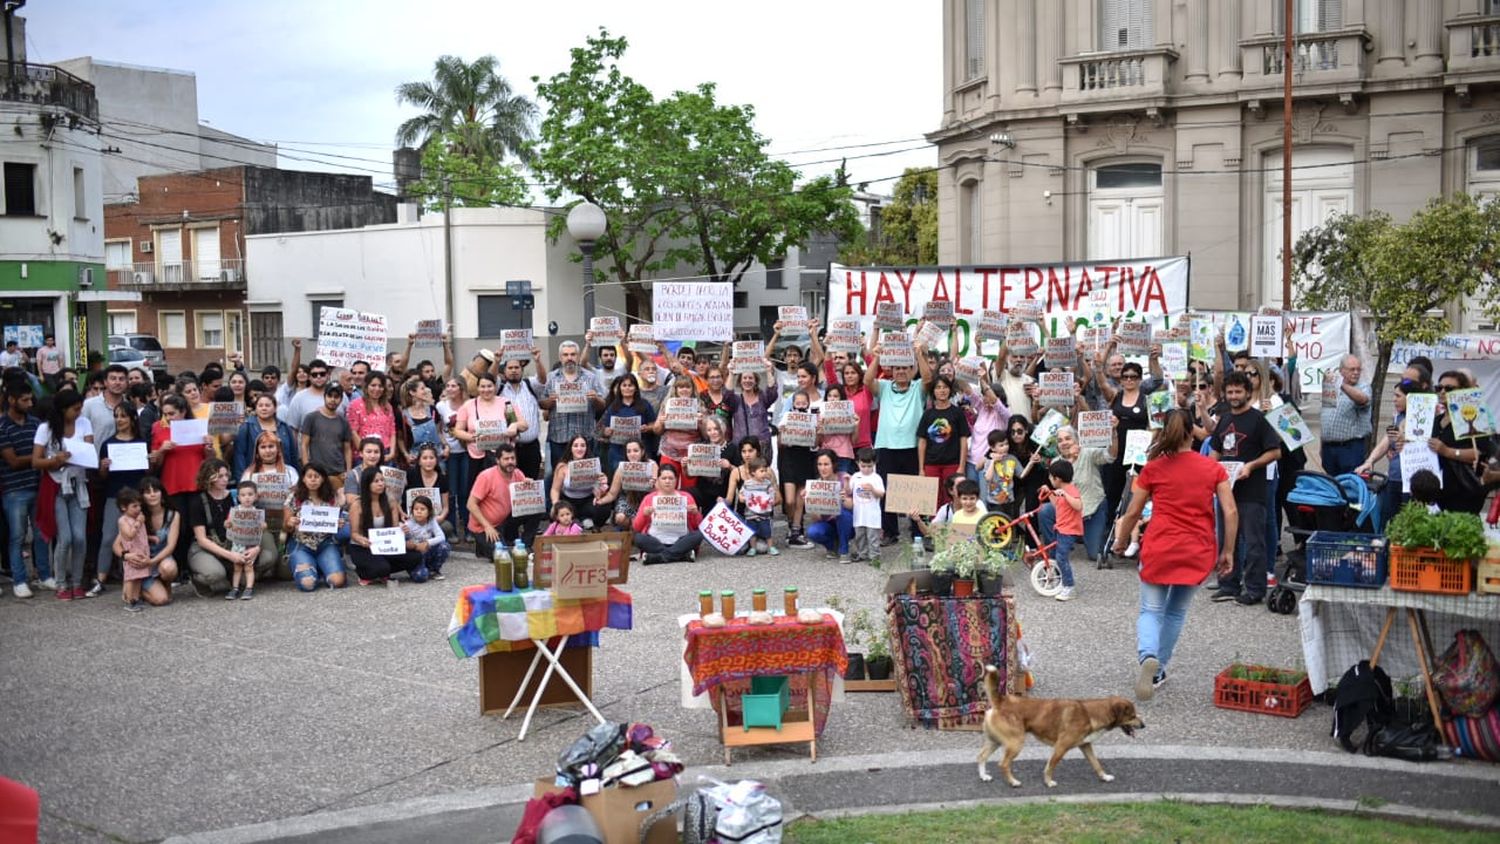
743;675;790;731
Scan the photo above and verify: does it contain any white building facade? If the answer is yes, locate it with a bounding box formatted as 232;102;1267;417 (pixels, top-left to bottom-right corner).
932;0;1500;326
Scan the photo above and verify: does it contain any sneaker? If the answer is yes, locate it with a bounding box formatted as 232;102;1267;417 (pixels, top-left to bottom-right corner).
1136;655;1160;701
839;555;852;565
85;580;105;598
1235;593;1264;607
787;535;814;550
766;546;781;557
1153;669;1169;690
225;588;241;601
642;553;666;566
359;578;373;586
1124;540;1140;558
433;572;447;581
1055;586;1075;602
56;587;74;602
879;535;899;547
124;601;144;614
12;581;32;599
1210;589;1239;603
824;549;838;560
239;588;254;601
37;578;58;591
746;547;757;557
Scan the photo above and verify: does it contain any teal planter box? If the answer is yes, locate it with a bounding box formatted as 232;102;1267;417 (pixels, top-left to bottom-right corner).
743;675;790;731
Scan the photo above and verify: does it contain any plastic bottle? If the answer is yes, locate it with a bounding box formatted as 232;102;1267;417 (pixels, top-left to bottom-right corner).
493;541;513;592
911;535;925;565
511;539;530;590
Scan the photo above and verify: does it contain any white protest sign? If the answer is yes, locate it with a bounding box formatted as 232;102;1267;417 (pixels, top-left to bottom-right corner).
1321;369;1340;407
1147;390;1175;430
824;326;864;355
589;316;624;347
914;319;945;350
1265;403;1315;452
508;480;546;517
662;397;701;431
1115;320;1151;356
1190;319;1215;362
701;501;753;555
626;324;657;355
500;329;533;363
1037;371;1075;408
414;319;444;347
380;466;407;501
1032;408;1067;447
1077;410;1113;449
922;300;955;328
473;418;507;452
803;480;843;516
1401;443;1443;493
369;527;405;556
1250;315;1283;358
207;402;244;437
107;442;149;472
1044;336;1076;371
297;504;340;534
1123;429;1152;467
1403;394;1439;442
567;458;602;487
778;306;810;336
1159;341;1189;381
553;380;588;414
818;400;857;434
1005;319;1040;356
651;494;689;533
317;309;387;368
405;486;442;512
227;507;265;547
1220;461;1244;490
953;355;986;386
64;438;97;470
654;282;733;341
686;443;722;477
608;414;642;445
976;309;1008;342
874;302;904;332
253;471;289;509
879;332;915;368
730;340;765;375
169;418;208;446
1012;298;1044;322
619;461;655;492
779;411;818;448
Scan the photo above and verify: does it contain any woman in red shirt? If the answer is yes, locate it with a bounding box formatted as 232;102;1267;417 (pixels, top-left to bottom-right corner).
150;393;212;573
1113;408;1237;702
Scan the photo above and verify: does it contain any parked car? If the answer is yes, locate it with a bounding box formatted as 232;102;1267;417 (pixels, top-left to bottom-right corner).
108;346;154;375
108;334;166;371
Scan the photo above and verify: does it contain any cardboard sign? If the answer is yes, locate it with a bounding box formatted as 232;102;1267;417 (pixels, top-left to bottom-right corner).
1401;443;1443;494
567;458;601;487
297;504;340;534
824;327;864;355
1001;319;1037;357
207;402;244;437
1220;461;1244;490
654;282;734;342
913;319;945;350
804;479;843;516
879;332;915;368
553;380;589;414
405;486;442;512
779;411;818;447
818;400;857;435
651;494;689;533
729;340;765;375
1404;393;1439;441
1012;299;1044;322
509;480;546;517
474;418;508;452
1321;369;1340;407
316;308;387;369
414;318;445;347
169;418;208;446
701;501;753;555
253;471;289;509
553;540;610;600
1222;313;1250;353
619;461;655;492
499;329;533;363
369;527;405;556
589;316;624;347
1446;387;1496;438
107;442;149;472
1147;389;1175;430
923;299;955;328
1115;321;1151;356
1190;319;1215;362
1123;429;1152;467
874;301;904;332
954;355;986;386
1077;410;1113;449
227;506;265;547
976;309;1008;342
1037;370;1074;408
626;324;657;355
1032;408;1067;448
686;443;721;477
1079;326;1110;356
885;473;939;516
608;414;642;445
380;466;407;500
828;317;861;334
778;306;810;335
1160;341;1189;381
1044;336;1076;371
1265;403;1314;451
1250;315;1283;358
662;397;701;431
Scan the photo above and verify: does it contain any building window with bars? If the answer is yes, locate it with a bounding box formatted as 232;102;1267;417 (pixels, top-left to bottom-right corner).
964;0;985;80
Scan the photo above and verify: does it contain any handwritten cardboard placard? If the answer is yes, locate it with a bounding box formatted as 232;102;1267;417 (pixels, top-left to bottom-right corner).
1446;387;1496;438
207;402;244;437
977;309;1008;342
662;397;701;431
779;411;818;447
1403;393;1439;441
778;305;809;336
252;471;289;509
1266;403;1314;451
553;380;589;414
380;466;407;500
819;400;857;435
651;494;689;532
804;479;843;516
1123;429;1152;467
567;458;601;487
1078;410;1113;449
509;479;546;518
499;329;533;363
1321;369;1340;407
655;282;733;342
626;323;657;355
1190;319;1215;363
1160;341;1189;381
369;527;405;556
474;418;507;452
884;473;939;517
414;318;445;347
1401;443;1443;493
108;442;149;472
701;501;753;555
317;308;387;369
589;316;624;347
608;414;642;445
619;461;655;492
1115;321;1151;356
880;332;915;368
684;443;719;478
553;540;610;600
1038;370;1075;408
1044;336;1076;371
874;301;904;332
227;506;265;547
1250;315;1283;358
405;486;442;512
1005;320;1039;356
923;300;955;328
297;504;340;534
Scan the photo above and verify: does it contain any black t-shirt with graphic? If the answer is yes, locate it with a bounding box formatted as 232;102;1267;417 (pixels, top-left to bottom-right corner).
1210;406;1280;503
918;404;971;467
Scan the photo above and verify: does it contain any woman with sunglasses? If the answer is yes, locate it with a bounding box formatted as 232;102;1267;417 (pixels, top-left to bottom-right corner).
1427;371;1492;514
1008;416;1048;513
1103;360;1152;526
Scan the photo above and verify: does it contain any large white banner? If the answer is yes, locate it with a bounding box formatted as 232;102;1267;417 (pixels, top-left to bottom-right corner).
652;281;734;342
1389;334;1500;373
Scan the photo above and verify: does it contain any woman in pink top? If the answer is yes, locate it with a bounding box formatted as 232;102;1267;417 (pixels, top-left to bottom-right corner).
963;362;1011;484
453;371;525;482
837;360;875;452
345;373;396;460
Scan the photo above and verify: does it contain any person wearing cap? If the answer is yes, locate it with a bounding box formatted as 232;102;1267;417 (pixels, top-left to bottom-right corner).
461;349;498;399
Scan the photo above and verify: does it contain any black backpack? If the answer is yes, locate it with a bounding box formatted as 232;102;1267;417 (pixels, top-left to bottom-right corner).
1331;660;1393;753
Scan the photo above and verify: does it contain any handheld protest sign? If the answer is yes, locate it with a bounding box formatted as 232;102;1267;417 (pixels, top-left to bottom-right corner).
686;443;722;477
778;305;809;335
554;381;589;414
1249;315;1282;358
779;411;818;448
414;319;445;347
1115;321;1151;356
619;461;655;491
1077;410;1113;449
976;309;1008;343
818;400;857;434
879;332;916;368
803;480;843;516
369;527;405;556
207;402;244;437
589;316;624;347
922;300;955;329
508;480;546;517
1044;336;1076;371
227;507;265;547
662;397;701;432
608;415;642;445
626;324;657;355
874;302;904;332
567;458;602;486
884;474;939;517
1037;371;1075;408
500;329;533;363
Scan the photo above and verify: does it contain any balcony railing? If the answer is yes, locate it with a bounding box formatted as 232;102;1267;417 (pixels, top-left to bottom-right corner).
0;62;99;122
110;259;246;289
1447;15;1500;79
1240;30;1370;93
1262;38;1340;75
1058;48;1178;111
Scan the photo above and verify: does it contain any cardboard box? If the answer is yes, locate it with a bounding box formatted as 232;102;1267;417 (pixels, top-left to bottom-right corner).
553;540;611;600
533;777;677;844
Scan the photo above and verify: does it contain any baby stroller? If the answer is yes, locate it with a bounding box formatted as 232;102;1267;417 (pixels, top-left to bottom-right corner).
1270;470;1384;613
1099;465;1146;570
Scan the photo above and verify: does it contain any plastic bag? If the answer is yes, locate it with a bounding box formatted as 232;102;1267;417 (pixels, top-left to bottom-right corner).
556;722;626;784
1432;630;1500;718
704;778;782;844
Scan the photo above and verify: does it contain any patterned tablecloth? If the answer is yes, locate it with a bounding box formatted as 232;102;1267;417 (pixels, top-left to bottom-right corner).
888;593;1018;729
447;584;633;658
1299;584;1500;694
683;614;847;735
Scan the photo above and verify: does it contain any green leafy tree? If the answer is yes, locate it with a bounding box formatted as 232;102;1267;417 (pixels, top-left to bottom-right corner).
1294;194;1500;436
530;29;860;317
839;168;939;265
395;54;536;163
405;132;529;212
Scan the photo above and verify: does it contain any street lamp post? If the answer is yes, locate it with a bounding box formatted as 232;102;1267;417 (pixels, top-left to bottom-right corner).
566;201;607;329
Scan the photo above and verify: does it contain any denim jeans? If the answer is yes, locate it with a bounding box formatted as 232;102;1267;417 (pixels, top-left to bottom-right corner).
1224;498;1269;599
1137;581;1199;668
54;492;88;587
96;497;121;581
3;489;50;584
1037;501;1110;561
805;509;854;555
1052;532;1079;587
445;451;471;536
288;538;345;591
1320;438;1367;479
420;542;450;574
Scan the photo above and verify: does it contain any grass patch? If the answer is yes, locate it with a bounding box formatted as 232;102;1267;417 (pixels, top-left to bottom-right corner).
785;801;1494;843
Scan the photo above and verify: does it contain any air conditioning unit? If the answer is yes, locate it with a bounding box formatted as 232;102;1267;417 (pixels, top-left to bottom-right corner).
220;268;241;283
77;267;93;288
131;270;153;285
139;241;153;254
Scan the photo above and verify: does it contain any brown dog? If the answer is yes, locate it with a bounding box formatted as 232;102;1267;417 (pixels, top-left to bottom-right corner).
976;664;1144;788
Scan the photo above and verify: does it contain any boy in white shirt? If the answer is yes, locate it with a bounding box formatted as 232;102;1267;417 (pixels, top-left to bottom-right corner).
846;448;885;564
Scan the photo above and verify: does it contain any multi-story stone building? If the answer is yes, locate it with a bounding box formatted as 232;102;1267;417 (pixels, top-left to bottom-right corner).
931;0;1500;326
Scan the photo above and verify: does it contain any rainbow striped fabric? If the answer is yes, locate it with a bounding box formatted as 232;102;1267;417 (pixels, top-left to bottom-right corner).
447;584;633;658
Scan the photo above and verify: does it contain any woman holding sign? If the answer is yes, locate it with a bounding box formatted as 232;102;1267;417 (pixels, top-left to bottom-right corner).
32;389;94;600
186;459;277;594
403;442;451;532
284;463;347;591
631;464;704;565
803;450;854;563
89;403;147;598
595;439;657;530
1429;371;1493;515
597;374;657;476
549;435;608;529
347;466;427;584
243;431;300;573
453;372;525;486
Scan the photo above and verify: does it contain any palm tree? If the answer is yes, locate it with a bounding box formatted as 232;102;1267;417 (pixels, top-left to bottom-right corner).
395;55;536;163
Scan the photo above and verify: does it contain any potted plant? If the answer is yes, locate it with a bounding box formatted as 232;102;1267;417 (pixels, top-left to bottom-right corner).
826;597;867;680
977;543;1014;595
1384;503;1483;595
1213;655;1314;718
843;606;894;681
1391;675;1432;727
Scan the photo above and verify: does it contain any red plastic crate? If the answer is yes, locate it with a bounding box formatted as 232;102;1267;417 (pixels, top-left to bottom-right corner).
1389;546;1473;595
1212;664;1313;719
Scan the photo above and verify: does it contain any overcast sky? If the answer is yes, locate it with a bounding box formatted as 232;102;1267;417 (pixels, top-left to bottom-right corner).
26;0;940;198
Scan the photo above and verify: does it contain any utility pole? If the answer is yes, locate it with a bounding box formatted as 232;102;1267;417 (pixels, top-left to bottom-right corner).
442;176;455;341
1282;0;1294;310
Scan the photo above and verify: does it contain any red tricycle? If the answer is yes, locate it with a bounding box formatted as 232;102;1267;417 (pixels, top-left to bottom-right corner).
976;493;1064;597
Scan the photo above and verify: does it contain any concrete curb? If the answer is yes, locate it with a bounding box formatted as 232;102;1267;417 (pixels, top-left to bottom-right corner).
162;744;1500;843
